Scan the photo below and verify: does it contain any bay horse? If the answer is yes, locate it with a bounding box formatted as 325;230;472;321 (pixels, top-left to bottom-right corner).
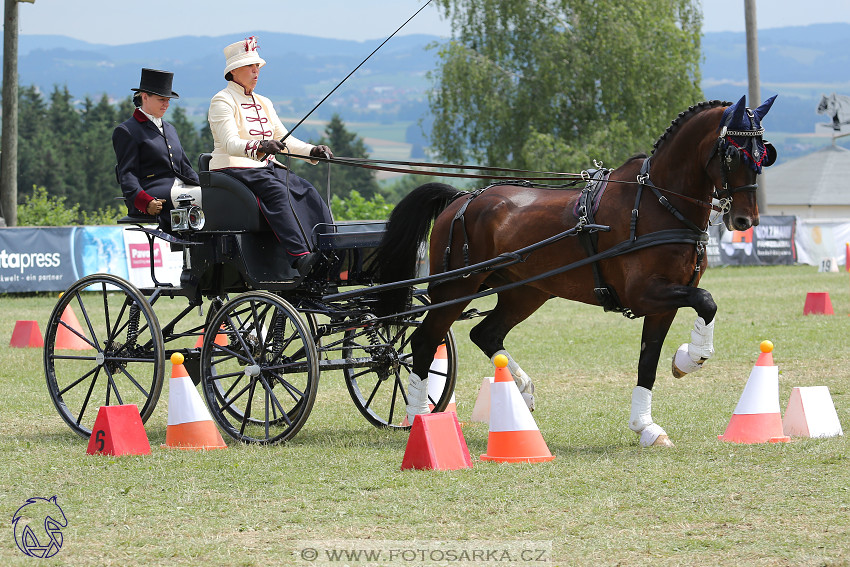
373;96;778;447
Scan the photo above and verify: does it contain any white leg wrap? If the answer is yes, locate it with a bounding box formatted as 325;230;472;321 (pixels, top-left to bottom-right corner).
689;317;715;361
672;317;715;378
639;423;668;448
629;387;670;447
629;386;653;433
406;372;429;425
492;350;535;411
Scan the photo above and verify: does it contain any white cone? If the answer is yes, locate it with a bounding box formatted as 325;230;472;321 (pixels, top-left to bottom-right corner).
783;386;843;438
470;377;494;423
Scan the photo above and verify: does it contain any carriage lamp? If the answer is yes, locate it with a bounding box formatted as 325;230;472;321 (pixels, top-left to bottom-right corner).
171;193;205;232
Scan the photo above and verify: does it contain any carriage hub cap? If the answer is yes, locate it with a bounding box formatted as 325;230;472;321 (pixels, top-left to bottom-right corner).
95;352;105;366
244;364;261;377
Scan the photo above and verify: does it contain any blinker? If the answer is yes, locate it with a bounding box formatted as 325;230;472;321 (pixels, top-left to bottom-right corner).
763;141;777;167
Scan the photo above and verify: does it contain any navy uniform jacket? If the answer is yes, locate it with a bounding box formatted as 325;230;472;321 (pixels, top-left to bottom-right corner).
112;108;200;214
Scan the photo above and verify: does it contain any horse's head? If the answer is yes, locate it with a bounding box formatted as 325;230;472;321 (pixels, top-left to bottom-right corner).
816;94;831;115
707;95;778;231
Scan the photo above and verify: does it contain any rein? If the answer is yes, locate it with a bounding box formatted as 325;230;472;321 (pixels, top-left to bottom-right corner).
295;152;743;208
316;154;586;183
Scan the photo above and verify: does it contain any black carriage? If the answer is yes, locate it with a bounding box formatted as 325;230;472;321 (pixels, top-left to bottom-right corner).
42;155;458;444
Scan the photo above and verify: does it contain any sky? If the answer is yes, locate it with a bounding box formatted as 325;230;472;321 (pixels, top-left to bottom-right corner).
11;0;850;45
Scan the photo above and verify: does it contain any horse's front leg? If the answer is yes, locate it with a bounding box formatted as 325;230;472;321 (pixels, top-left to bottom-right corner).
630;286;717;447
631;312;678;447
671;287;717;378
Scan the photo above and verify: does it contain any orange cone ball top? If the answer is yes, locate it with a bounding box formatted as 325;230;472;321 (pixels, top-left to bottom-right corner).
171;352;185;365
760;340;774;353
493;354;512;383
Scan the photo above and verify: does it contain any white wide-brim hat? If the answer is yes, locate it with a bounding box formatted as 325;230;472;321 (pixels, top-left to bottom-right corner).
223;36;267;78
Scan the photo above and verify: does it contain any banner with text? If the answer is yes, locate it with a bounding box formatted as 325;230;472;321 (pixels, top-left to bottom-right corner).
707;216;797;266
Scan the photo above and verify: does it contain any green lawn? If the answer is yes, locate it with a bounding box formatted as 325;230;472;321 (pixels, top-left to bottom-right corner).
1;264;849;566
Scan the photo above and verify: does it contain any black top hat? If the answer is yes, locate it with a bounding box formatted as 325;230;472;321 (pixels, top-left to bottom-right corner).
131;68;180;98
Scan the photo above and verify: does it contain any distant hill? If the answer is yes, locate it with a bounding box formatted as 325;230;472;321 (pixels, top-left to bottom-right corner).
15;32;440;125
9;24;850;142
702;23;850;134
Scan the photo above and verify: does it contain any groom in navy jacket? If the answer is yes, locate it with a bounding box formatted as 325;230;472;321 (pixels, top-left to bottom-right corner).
112;68;200;220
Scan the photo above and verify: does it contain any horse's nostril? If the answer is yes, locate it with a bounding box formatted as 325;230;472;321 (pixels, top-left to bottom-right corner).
734;217;752;231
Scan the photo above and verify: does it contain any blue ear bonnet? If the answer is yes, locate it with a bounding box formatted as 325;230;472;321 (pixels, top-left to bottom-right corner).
718;95;777;174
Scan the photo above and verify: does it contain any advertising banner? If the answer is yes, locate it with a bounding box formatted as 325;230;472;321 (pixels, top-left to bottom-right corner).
0;226;140;293
707;216;797;266
121;228;184;288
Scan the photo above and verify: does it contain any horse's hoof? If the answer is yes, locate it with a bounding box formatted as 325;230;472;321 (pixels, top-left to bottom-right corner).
652;435;674;448
671;344;705;378
638;424;674;447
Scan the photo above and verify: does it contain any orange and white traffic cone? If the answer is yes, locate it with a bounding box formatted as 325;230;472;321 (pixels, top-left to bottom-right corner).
163;353;227;450
427;343;457;414
719;340;790;444
195;326;228;349
480;354;555;463
55;305;91;350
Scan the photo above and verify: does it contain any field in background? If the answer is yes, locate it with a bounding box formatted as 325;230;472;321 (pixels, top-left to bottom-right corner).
1;265;849;565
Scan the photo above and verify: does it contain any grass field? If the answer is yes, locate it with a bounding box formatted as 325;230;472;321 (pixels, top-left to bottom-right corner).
2;265;849;566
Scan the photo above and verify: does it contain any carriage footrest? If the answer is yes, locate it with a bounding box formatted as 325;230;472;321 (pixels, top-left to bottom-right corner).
124;226;199;246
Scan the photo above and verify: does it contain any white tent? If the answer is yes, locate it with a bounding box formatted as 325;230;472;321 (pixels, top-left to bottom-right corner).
765;143;850;219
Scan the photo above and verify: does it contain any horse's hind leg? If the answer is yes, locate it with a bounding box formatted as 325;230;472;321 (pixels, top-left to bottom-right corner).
406;295;474;424
469;286;550;410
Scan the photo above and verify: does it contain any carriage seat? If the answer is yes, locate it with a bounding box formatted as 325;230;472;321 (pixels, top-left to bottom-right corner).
195;153;269;233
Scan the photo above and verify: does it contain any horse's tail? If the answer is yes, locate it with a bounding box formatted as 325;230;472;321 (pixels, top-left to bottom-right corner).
373;182;463;317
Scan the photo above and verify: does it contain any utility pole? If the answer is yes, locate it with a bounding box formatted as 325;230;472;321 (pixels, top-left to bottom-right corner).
744;0;765;214
1;0;34;227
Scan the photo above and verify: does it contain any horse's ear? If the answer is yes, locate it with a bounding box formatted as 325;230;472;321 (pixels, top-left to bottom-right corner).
753;95;778;123
722;95;747;130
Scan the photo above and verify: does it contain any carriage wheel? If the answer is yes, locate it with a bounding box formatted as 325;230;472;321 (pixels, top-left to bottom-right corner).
343;297;458;429
43;274;164;439
200;291;319;444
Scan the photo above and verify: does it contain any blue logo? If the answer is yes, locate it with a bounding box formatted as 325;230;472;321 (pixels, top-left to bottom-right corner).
12;496;67;558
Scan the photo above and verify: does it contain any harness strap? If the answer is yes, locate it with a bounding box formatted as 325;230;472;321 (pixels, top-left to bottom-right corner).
574;169;629;315
637;157;707;290
348;229;709;323
444;190;482;271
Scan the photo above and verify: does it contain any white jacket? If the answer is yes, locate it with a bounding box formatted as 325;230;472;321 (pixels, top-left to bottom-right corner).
208;81;316;170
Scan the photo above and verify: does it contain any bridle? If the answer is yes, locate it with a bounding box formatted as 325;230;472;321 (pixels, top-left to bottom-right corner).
705;107;776;205
638;108;776;228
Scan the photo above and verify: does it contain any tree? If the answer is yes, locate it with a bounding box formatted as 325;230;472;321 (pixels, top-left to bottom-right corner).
78;94;118;209
115;95;135;121
198;119;215;162
16;86;51;201
46;85;84;199
429;0;703;173
291;113;380;201
170;104;204;166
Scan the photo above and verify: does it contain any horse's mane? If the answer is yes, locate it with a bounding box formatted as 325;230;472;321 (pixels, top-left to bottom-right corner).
651;100;731;154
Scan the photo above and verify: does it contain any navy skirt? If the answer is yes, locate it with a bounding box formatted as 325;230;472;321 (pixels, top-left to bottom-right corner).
219;163;332;255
